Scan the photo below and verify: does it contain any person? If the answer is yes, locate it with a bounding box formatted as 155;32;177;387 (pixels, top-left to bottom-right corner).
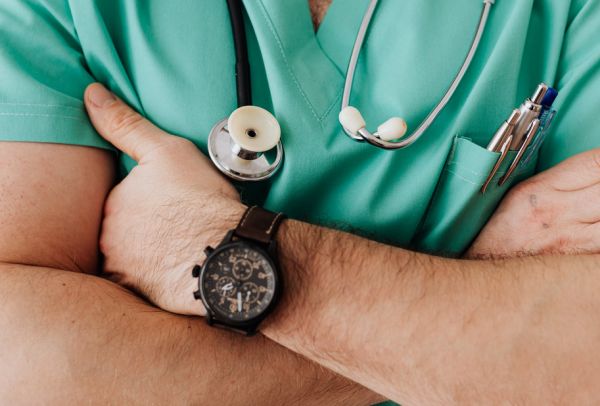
1;0;599;404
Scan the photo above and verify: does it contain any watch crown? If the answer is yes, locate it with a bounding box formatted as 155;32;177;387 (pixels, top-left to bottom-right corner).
192;265;201;278
204;246;215;257
193;290;202;300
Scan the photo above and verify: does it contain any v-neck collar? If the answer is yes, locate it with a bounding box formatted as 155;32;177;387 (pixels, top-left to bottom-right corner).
242;0;370;122
315;0;371;75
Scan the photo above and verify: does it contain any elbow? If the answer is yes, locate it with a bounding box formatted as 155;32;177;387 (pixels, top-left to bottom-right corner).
0;246;99;275
0;264;94;401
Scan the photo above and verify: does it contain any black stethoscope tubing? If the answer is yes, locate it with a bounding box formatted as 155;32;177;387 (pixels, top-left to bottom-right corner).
207;0;283;182
226;0;252;107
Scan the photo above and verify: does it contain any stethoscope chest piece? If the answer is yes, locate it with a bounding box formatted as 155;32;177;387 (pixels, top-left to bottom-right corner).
208;105;284;182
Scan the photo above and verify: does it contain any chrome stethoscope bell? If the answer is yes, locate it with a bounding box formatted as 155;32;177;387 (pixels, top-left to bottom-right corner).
208;105;284;182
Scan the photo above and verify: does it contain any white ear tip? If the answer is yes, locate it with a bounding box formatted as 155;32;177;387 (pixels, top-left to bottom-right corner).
377;117;407;141
339;106;366;134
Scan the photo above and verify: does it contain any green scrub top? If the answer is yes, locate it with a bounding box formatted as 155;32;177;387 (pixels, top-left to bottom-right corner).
1;0;600;402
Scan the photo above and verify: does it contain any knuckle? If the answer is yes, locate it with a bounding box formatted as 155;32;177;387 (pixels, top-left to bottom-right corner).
588;149;600;172
108;107;145;136
98;232;110;254
168;136;194;149
161;136;195;156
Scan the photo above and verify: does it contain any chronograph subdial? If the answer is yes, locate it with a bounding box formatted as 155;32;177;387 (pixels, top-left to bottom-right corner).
215;276;236;297
232;258;257;280
240;282;260;304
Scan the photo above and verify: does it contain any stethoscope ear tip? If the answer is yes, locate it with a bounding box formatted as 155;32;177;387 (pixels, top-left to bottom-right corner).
339;106;366;133
339;106;408;142
377;117;407;141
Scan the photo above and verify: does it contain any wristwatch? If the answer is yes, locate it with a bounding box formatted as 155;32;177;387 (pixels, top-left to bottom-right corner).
192;206;285;336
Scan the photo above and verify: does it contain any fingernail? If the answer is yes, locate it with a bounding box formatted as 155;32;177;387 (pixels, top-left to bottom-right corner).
87;84;116;108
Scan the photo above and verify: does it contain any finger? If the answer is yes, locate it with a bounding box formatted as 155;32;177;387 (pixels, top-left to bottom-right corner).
569;181;600;223
535;148;600;192
84;83;165;162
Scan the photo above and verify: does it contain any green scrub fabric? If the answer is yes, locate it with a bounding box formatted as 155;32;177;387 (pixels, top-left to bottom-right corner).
1;0;600;402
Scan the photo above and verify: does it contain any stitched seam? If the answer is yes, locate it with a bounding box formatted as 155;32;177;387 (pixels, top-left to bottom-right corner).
239;206;256;229
444;166;532;185
256;0;320;121
266;212;283;234
446;160;534;178
444;169;486;186
445;161;492;178
0;112;87;122
319;87;344;123
0;102;83;111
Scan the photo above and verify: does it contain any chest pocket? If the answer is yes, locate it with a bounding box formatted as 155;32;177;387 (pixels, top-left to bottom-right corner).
412;136;538;256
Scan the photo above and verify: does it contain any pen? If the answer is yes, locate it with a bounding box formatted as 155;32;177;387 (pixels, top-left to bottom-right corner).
486;109;521;152
481;83;558;194
481;109;521;193
509;83;547;151
499;118;541;186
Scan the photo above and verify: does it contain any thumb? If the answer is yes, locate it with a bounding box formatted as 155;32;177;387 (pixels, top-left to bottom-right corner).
85;83;165;162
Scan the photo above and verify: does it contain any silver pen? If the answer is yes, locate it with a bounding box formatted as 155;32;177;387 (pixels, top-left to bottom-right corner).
481;109;521;193
508;83;548;151
481;83;552;193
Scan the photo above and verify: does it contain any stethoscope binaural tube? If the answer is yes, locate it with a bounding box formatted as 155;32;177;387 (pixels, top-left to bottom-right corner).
208;0;284;182
339;0;496;150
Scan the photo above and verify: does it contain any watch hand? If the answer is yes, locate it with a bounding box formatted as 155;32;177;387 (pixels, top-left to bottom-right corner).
246;291;251;301
237;292;242;312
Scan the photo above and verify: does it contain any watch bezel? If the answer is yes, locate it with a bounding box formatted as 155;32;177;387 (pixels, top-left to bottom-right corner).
198;239;281;332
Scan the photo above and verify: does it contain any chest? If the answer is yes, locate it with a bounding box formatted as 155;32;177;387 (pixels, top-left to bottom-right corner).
309;0;333;29
70;0;571;249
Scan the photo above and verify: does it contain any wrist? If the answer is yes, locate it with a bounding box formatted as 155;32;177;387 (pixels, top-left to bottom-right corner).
260;218;324;337
163;197;247;317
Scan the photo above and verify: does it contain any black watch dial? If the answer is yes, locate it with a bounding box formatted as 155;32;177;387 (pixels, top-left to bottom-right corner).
200;242;277;323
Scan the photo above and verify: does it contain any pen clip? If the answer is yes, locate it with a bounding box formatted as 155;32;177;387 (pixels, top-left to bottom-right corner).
481;133;513;194
498;118;541;186
522;109;557;167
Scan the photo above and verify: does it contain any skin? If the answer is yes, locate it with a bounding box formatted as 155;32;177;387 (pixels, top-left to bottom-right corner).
82;83;600;405
466;154;600;259
0;3;595;404
309;0;333;30
2;4;381;404
0;95;381;404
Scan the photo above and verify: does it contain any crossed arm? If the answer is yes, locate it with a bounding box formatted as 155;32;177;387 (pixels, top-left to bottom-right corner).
85;85;600;404
0;143;381;405
262;216;600;404
2;82;600;405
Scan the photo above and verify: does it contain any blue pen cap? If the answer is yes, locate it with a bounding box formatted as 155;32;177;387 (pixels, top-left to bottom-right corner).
521;86;559;166
541;87;558;109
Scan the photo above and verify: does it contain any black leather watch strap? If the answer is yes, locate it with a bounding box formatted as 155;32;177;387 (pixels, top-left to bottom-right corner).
234;206;285;245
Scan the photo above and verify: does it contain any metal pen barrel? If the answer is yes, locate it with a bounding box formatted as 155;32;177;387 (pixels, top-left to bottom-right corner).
509;83;547;150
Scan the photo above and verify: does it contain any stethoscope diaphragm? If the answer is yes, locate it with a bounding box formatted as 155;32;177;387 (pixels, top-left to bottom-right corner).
208;105;284;182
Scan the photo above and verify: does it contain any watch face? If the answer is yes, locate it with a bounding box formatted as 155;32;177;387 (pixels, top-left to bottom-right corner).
200;242;278;323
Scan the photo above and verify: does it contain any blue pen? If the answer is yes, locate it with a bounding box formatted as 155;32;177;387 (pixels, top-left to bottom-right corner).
498;83;559;185
520;85;559;167
482;83;559;193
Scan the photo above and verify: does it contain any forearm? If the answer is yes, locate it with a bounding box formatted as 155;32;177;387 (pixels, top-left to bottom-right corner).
0;263;380;405
262;219;600;404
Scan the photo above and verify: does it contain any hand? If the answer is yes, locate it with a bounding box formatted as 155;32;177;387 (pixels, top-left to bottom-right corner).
85;83;246;316
467;149;600;259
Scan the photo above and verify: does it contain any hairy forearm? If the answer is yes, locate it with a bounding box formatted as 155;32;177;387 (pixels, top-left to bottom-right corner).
0;263;380;405
261;219;600;404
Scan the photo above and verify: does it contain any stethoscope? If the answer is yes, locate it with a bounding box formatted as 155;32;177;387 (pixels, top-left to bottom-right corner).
208;0;496;181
